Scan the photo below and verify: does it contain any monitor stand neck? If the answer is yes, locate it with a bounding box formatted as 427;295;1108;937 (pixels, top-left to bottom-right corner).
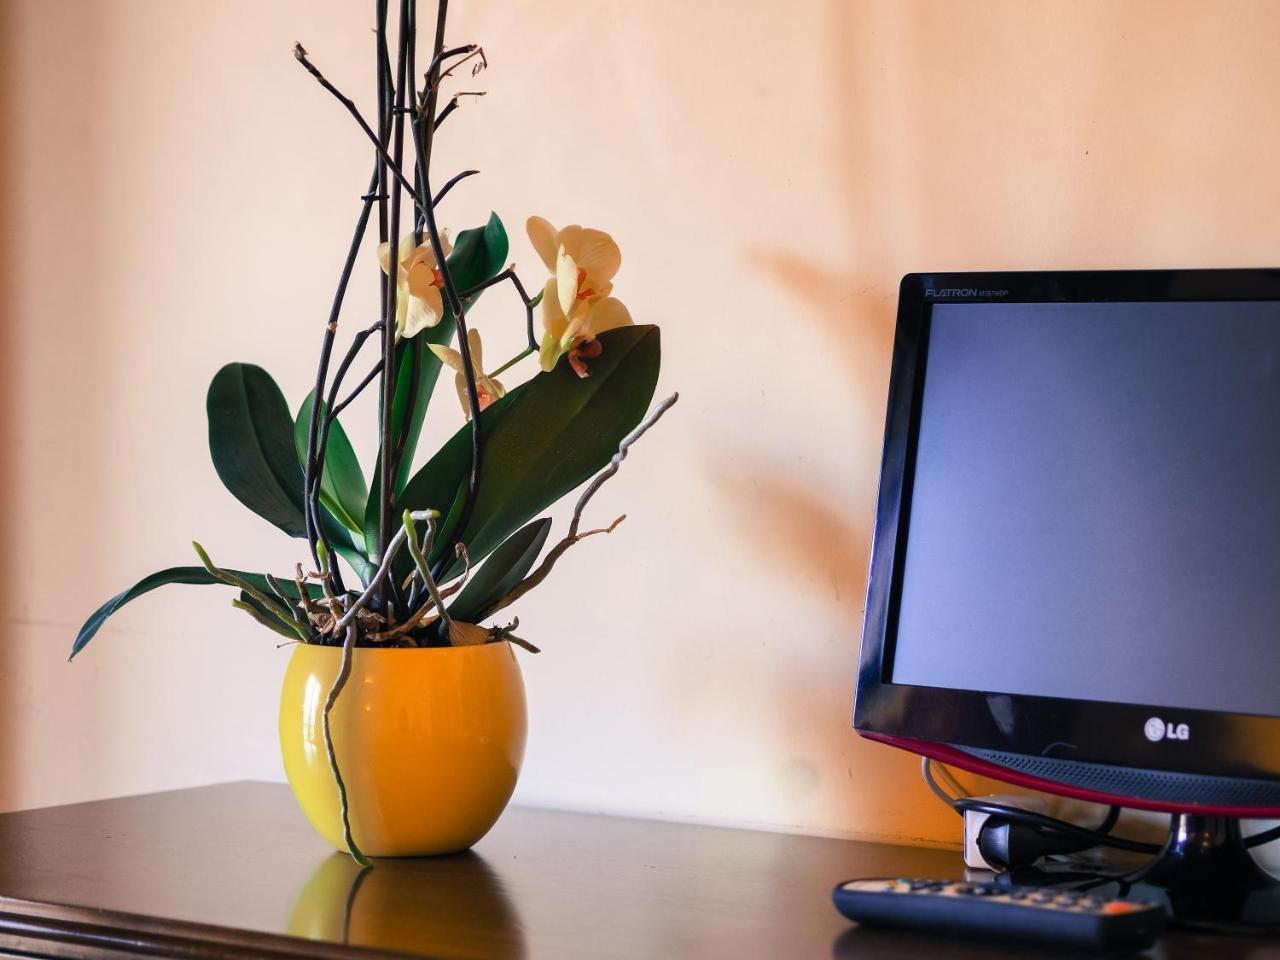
1126;813;1280;933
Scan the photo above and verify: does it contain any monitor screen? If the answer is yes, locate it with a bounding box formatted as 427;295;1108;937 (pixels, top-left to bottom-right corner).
889;299;1280;718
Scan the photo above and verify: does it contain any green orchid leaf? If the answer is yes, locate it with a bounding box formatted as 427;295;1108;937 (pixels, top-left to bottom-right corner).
395;325;659;587
236;590;306;640
71;566;321;659
207;363;374;584
373;390;522;587
448;324;660;571
294;392;367;535
449;517;552;623
208;363;308;537
365;213;511;555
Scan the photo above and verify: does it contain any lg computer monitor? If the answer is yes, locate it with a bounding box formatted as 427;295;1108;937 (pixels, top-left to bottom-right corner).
854;269;1280;818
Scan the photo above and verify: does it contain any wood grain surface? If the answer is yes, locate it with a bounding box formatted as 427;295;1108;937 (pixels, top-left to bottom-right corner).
0;782;1272;958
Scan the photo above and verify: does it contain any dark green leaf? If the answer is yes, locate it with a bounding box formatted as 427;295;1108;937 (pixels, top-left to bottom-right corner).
71;566;321;659
208;363;307;537
449;517;551;623
395;325;658;585
450;324;660;568
294;392;367;535
207;363;374;584
236;590;305;639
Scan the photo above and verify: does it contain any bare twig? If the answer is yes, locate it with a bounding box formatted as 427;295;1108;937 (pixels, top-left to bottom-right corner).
431;169;479;208
315;541;341;613
373;0;392;604
294;563;325;620
403;541;469;596
420;44;475;80
406;0;422;244
475;394;679;621
460;268;539;351
294;43;422;204
374;0;411;612
433;92;487;128
422;44;485;92
384;539;470;643
492;618;541;654
403;510;451;639
329;358;383;420
302;167;379;596
332;509;440;635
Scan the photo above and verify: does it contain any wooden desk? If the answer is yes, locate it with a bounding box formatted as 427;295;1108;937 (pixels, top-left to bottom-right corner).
0;781;1271;959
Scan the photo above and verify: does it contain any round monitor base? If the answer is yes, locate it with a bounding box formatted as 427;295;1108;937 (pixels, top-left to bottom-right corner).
1124;814;1280;935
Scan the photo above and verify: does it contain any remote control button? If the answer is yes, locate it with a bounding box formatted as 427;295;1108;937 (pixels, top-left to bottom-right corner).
1103;901;1139;915
1006;890;1028;900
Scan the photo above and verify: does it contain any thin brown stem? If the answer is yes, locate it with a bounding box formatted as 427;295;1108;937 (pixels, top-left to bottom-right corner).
301;166;379;595
322;623;368;865
421;43;480;89
410;0;484;574
372;0;393;609
310;321;384;528
328;362;382;421
460;268;539;351
475;394;679;622
294;44;421;204
334;509;439;635
428;169;479;212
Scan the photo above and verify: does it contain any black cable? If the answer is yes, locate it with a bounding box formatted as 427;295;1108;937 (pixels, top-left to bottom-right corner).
954;798;1163;855
1245;823;1280;849
1094;805;1121;836
918;758;1280;858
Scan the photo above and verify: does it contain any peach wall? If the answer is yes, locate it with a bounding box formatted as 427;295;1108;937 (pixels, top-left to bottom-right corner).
2;0;1280;850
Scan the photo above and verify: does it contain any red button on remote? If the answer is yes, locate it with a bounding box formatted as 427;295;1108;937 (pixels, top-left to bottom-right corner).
1103;902;1138;915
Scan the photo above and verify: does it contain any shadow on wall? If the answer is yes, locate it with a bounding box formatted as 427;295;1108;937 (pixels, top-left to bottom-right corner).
713;0;1280;835
707;0;907;832
708;0;1147;832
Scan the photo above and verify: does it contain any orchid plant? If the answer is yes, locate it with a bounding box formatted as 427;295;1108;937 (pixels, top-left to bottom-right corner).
71;0;673;859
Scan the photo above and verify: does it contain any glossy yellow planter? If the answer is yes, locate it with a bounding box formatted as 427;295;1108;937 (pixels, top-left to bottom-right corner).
279;641;527;857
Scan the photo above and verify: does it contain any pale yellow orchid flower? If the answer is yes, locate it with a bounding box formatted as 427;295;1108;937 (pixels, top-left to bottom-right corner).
537;280;633;377
428;328;505;419
526;216;631;377
377;230;453;339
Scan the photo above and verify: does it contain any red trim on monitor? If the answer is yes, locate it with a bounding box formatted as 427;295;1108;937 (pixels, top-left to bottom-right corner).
863;730;1280;818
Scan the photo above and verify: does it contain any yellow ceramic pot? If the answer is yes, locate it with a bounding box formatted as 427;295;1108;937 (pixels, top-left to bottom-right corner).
279;640;527;857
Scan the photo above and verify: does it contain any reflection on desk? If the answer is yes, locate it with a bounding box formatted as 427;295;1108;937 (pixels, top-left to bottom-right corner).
0;782;1277;958
288;852;525;959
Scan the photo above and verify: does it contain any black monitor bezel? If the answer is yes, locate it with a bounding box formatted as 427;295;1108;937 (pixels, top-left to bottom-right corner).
854;269;1280;782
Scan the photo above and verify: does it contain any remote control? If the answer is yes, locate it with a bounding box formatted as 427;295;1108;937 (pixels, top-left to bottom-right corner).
832;877;1165;954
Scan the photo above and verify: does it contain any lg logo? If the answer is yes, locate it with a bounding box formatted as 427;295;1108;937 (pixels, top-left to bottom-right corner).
1144;716;1190;742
